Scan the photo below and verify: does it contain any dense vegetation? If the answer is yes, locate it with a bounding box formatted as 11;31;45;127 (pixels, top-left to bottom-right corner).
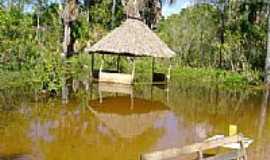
0;0;269;94
158;2;268;85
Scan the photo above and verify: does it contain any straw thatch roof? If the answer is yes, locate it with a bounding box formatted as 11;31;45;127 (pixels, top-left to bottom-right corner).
85;19;175;58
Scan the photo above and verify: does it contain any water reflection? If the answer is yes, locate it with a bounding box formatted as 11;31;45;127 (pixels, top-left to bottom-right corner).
254;89;270;160
0;81;270;160
28;119;56;142
0;154;33;160
89;96;170;138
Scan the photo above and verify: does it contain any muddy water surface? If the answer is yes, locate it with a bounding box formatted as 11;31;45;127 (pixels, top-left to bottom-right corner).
0;81;269;160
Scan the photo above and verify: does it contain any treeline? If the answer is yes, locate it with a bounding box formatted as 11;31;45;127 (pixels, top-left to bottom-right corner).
0;0;269;93
0;0;125;92
0;0;172;93
158;1;269;84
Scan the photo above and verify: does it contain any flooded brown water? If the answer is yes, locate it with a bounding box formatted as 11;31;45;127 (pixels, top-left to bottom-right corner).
0;80;270;160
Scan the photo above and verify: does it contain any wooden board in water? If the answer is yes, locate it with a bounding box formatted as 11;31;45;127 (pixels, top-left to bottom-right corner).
98;82;133;95
99;72;133;84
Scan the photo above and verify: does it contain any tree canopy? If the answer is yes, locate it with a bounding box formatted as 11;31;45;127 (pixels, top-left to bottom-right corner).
0;0;269;92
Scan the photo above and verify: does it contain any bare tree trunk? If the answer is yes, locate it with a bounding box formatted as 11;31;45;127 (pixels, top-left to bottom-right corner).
111;0;117;28
62;23;71;57
219;9;225;68
255;89;269;159
36;13;40;42
83;0;90;23
36;0;43;42
62;0;78;57
200;30;205;66
265;6;270;85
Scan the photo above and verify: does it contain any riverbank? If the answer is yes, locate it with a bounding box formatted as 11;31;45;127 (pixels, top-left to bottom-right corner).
0;57;263;94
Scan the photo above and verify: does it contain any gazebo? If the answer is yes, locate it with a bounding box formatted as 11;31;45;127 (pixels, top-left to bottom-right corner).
85;18;175;84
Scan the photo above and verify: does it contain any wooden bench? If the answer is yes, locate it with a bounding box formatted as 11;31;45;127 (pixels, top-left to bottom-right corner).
140;134;251;160
99;71;133;84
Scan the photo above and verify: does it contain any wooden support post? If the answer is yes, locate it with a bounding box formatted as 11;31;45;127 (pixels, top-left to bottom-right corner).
91;53;95;77
90;83;93;100
166;85;170;104
150;84;153;101
100;55;104;73
240;140;247;160
197;150;203;160
167;58;172;82
99;89;103;104
152;57;155;82
130;91;134;110
117;55;120;72
131;58;136;83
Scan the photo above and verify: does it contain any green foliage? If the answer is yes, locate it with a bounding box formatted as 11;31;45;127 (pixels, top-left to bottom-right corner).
33;51;64;92
157;2;268;84
0;8;37;70
0;1;120;93
172;67;261;89
89;0;124;29
0;0;268;94
0;6;64;92
157;4;220;67
64;53;92;80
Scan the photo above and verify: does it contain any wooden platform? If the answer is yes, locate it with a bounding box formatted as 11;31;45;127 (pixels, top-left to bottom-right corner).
99;72;133;84
141;134;252;160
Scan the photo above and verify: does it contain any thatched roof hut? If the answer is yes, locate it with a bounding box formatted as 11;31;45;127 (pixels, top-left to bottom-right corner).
85;19;175;58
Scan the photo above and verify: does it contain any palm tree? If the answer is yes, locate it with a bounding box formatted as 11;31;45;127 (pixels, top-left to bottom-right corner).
62;0;78;57
122;0;175;28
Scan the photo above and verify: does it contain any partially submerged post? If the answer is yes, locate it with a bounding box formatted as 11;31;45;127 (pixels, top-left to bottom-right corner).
85;18;175;84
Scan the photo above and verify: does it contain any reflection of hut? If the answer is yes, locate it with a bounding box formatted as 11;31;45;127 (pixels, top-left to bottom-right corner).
85;19;175;84
97;82;134;104
98;82;133;95
88;96;169;138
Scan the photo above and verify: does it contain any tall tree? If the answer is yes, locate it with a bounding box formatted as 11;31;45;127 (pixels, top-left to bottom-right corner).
33;0;46;42
265;4;270;85
62;0;78;57
194;0;227;67
122;0;174;28
111;0;117;28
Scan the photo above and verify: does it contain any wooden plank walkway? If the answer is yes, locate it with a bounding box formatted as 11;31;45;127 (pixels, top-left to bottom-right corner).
141;134;250;160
